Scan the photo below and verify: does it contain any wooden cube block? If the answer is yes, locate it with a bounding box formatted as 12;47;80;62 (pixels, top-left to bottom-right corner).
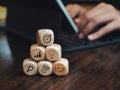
30;44;45;61
38;61;53;76
23;58;37;76
37;29;54;46
45;44;61;61
53;58;69;76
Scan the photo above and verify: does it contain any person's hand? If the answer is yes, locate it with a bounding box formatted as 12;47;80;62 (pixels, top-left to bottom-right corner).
66;4;87;26
78;3;120;41
66;3;120;41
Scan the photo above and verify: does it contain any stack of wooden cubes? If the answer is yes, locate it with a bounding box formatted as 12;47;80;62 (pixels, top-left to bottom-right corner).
23;29;69;76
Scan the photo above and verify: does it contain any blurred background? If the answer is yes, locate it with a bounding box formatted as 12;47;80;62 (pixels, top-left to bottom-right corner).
0;6;6;27
0;0;105;27
0;0;119;34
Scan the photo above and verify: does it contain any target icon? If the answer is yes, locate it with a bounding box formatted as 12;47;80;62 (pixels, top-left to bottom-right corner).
43;34;51;44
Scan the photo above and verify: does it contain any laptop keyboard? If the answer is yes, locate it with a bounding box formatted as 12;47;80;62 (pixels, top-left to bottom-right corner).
57;31;120;52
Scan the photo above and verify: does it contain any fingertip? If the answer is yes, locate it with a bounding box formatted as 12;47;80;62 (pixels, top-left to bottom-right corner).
78;33;84;39
88;35;95;41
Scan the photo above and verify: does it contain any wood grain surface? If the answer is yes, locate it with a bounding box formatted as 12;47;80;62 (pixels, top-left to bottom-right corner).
0;28;120;90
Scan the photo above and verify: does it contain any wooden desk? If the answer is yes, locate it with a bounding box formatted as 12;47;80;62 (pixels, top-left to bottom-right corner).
0;29;120;90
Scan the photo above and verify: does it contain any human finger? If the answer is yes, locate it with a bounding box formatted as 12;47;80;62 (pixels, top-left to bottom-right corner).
79;11;119;38
88;20;120;41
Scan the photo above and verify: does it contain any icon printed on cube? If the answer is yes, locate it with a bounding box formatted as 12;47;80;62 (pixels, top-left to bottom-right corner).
37;29;54;46
53;58;69;76
23;29;69;76
43;34;51;44
38;61;53;76
30;44;45;61
23;58;38;76
46;44;61;61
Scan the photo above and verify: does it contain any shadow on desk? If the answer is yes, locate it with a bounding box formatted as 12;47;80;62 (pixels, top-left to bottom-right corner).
0;28;120;90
